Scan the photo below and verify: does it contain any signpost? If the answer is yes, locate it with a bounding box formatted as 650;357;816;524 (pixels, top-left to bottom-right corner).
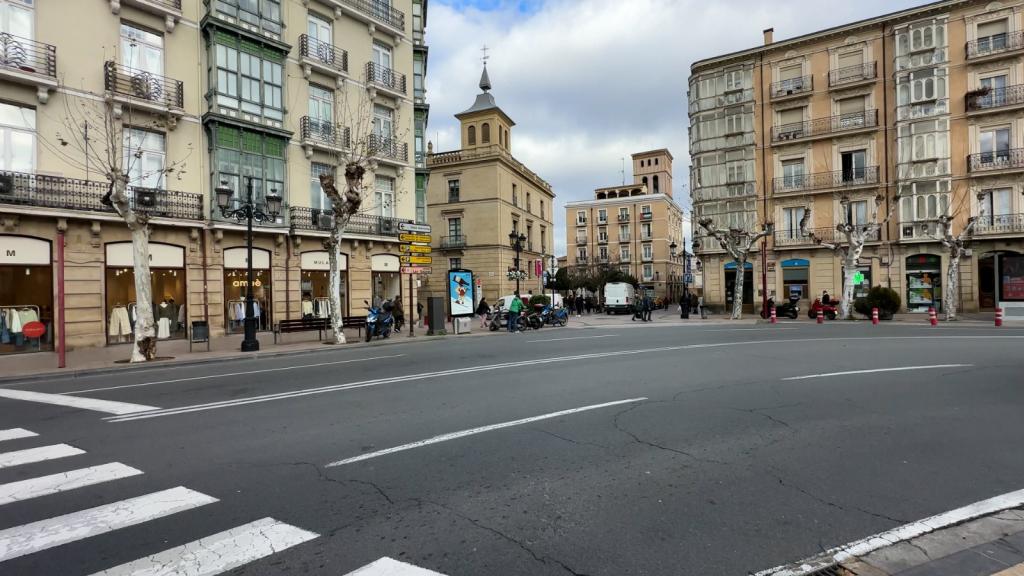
401;266;431;274
400;222;433;337
399;222;432;234
401;255;432;265
400;244;432;254
399;233;431;244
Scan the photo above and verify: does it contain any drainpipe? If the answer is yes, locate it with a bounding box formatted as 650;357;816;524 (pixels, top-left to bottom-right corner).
56;220;66;369
882;21;893;288
759;52;770;314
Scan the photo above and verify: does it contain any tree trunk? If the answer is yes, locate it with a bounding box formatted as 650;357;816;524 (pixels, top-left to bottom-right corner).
840;241;864;320
130;225;157;362
327;228;347;344
731;260;745;320
945;252;960;321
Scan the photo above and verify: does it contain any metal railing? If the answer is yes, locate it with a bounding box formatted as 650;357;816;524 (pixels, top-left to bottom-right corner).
829;62;876;87
773;166;880;194
775;225;880;246
441;235;466;249
365;62;406;95
968;149;1024;172
368;134;408;162
299;34;348;74
0;32;56;79
618;213;630;221
771;110;878;143
134;0;181;8
975;214;1024;234
428;145;552;192
966;31;1024;59
335;0;405;31
290;206;406;238
300;116;351;149
104;61;183;109
0;170;202;220
575;236;587;244
967;84;1024;111
289;206;334;231
771;75;813;99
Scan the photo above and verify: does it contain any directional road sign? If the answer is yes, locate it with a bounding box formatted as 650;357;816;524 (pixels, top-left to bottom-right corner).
399;244;432;254
399;233;431;244
401;255;433;265
401;266;431;274
399;222;432;234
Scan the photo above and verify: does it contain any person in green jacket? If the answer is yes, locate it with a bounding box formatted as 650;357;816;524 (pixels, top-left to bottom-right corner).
508;292;523;333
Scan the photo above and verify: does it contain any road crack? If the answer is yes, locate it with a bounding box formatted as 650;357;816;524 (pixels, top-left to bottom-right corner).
769;471;908;525
611;404;724;465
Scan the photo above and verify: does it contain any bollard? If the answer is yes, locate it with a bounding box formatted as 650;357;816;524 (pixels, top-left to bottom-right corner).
817;308;824;324
995;307;1003;327
770;306;777;324
872;307;879;325
928;307;938;326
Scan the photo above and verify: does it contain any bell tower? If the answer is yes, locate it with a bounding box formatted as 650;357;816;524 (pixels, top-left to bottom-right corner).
455;63;516;152
632;150;674;197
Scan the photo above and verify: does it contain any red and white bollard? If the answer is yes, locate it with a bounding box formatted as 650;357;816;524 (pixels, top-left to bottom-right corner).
817;309;824;324
770;306;777;324
871;307;879;325
928;307;938;326
995;307;1003;327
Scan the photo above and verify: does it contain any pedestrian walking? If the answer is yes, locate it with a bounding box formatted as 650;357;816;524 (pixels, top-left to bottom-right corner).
643;295;653;321
575;294;585;317
566;293;575;314
393;295;404;330
508;292;523;333
417;301;424;326
680;292;690;319
585;296;593;314
476;297;490;329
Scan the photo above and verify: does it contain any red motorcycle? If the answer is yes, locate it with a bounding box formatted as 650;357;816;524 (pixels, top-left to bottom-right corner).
808;298;839;320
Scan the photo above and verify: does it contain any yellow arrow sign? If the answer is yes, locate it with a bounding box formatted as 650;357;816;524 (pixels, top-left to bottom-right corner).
401;255;433;265
400;244;432;254
399;233;431;243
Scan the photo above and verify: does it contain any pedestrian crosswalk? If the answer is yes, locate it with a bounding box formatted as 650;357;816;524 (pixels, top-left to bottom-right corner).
0;427;318;574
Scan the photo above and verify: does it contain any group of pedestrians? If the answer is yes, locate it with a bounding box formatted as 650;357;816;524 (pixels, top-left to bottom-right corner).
565;293;596;318
632;295;655;322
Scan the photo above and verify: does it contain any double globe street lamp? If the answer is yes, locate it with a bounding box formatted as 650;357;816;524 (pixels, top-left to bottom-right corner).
215;178;282;352
670;241;689;319
508;231;527;294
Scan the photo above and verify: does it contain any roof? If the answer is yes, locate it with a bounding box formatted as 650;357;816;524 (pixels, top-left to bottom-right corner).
456;65;515;125
632;149;673;160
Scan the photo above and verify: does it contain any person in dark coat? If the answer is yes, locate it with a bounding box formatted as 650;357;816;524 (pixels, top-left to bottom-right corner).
476;298;490;329
680;292;690;319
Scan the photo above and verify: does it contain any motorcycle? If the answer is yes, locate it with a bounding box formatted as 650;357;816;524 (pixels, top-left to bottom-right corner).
524;308;545;330
364;299;395;341
808;298;839;320
542;305;569;327
762;294;800;320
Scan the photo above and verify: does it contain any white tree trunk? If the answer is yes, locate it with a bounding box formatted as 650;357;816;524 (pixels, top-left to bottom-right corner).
840;240;864;320
731;260;745;320
130;225;157;362
327;228;347;344
945;254;960;321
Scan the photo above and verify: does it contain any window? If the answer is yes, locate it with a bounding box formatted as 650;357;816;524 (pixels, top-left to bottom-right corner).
0;0;33;39
0;102;35;172
980;127;1011;162
599;246;608;261
981;188;1012;222
512;183;518;206
213;126;286;218
653;175;660;194
642;243;653;260
413;52;425;98
619;224;629;241
576;210;586;225
779;107;803;128
122;128;165;190
373;104;394;139
120;23;163;75
598;209;607;223
977;19;1009;53
620;247;630;261
372;41;392;73
482;122;490;143
449;258;462;270
415;174;426;223
540;200;545;219
540;226;546;252
375;176;394;217
781;158;805;188
447;179;460;203
307;12;332;45
526;192;531;213
782;206;805;239
307;85;334;139
980;75;1008;107
837;50;863;71
641;222;652;239
838;97;866;122
846;200;868;225
467;125;476;145
448;217;462;238
526;225;532;248
619;207;629;220
598;227;608;242
310;162;333;211
577;248;587;262
841;150;867;181
213;36;284;121
642;263;654;280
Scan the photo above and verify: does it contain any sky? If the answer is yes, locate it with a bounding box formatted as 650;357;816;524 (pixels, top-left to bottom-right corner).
425;0;924;256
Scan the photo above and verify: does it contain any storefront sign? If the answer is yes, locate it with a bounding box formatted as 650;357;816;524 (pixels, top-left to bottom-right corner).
231;279;263;288
0;236;50;265
371;253;401;272
21;321;45;339
106;242;184;268
223;247;270;270
448;269;474;318
300;250;347;271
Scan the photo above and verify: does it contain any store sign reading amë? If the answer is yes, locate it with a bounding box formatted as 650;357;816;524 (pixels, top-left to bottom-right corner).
231;279;264;288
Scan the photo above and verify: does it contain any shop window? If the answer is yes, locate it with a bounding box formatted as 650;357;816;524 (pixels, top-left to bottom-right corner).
906;254;941;313
223;247;272;334
300;251;347;319
782;265;808;300
104;242;187;344
0;236;52;354
0;102;35;172
1001;255;1024;301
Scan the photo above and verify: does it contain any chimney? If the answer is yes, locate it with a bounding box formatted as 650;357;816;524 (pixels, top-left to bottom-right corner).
763;27;774;45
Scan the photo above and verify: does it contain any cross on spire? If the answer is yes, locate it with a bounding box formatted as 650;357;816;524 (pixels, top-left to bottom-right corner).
480;44;490;66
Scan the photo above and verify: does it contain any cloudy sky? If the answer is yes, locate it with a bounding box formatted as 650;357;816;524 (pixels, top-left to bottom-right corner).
425;0;923;255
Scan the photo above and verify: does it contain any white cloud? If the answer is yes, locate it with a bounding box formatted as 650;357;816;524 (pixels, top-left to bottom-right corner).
426;0;922;255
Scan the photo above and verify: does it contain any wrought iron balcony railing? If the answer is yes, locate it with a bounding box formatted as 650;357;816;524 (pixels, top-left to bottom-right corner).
299;34;348;75
104;61;183;109
575;236;587;244
368;134;408;163
0;32;56;78
289;206;335;231
300;116;351;149
829;62;877;87
365;62;406;95
975;213;1024;234
966;31;1024;59
968;148;1024;172
771;75;813;99
0;170;202;220
773;166;881;194
288;206;405;238
441;235;466;249
335;0;405;31
772;110;878;143
967;85;1024;112
775;225;880;247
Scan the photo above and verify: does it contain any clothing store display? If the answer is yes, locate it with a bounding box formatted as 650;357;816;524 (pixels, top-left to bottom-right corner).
157;317;171;339
314;298;331;318
109;306;132;337
177;302;186;327
301;300;314;317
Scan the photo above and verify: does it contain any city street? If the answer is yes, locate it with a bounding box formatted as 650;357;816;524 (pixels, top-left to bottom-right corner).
1;321;1023;575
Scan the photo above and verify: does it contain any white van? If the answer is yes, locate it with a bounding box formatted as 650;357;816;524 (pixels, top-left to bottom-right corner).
603;282;636;314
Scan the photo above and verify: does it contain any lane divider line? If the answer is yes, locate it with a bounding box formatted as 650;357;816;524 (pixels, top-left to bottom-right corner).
782;364;973;381
0;463;143;506
526;334;618;343
0;389;158;415
0;444;85;469
0;428;37;443
326;397;647;467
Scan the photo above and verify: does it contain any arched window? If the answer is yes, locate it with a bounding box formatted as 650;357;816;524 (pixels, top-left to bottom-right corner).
468;125;476;145
482;123;491;143
642;176;648;187
499;128;504;147
653;175;660;194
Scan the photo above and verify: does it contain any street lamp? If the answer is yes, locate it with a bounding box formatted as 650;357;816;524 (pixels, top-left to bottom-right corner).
216;177;282;352
508;231;527;293
671;241;690;319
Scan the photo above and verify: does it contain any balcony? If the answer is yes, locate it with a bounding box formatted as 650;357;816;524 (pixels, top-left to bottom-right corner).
618;213;630;222
641;234;653;241
289;206;406;238
968;149;1024;173
641;254;653;262
300;116;351;157
0;33;57;103
975;214;1024;235
771;110;878;144
770;75;813;100
575;218;587;227
299;34;348;86
597;235;609;244
597;216;607;224
575;236;587;245
640;212;653;220
289;206;335;232
774;226;880;247
0;170;203;221
329;0;405;38
967;85;1024;114
966;31;1024;61
773;166;881;195
205;0;286;45
618;235;630;243
110;0;182;32
365;62;407;99
829;62;877;88
104;61;184;127
368;134;409;166
441;235;467;249
596;257;610;264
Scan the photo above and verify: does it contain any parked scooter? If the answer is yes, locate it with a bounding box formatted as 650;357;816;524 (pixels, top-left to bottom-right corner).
364;299;394;341
542;305;569;327
487;308;511;331
808;298;839;320
762;294;800;320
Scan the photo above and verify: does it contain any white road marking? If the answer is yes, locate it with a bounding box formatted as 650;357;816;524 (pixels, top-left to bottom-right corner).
0;428;37;442
0;389;157;415
0;444;85;469
0;463;143;506
0;486;218;562
782;364;973;381
702;328;799;332
344;557;447;576
326;397;647;467
526;334;618;343
88;517;318;576
63;354;405;395
105;336;1024;423
753;487;1024;576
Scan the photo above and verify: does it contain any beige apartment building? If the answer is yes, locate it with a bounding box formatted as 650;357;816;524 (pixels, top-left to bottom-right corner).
0;0;428;356
423;67;555;305
565;150;686;302
690;0;1024;316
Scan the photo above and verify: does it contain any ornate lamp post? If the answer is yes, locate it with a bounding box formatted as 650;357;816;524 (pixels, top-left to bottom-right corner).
508;231;527;293
216;178;282;352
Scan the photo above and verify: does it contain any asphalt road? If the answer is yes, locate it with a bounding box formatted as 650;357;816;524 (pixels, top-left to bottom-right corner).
2;319;1023;575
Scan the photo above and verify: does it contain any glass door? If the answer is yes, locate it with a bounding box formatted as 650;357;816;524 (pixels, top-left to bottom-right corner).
980;127;1011;164
980;75;1008;107
0;0;33;39
841;150;866;182
306;13;333;63
120;24;163;76
372;42;392;84
308;85;334;142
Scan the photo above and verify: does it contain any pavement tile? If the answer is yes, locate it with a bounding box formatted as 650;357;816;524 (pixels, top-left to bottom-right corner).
993;562;1024;576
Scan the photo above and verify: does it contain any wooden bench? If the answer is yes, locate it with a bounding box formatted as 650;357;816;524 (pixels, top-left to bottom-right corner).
343;316;367;337
273;318;330;343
